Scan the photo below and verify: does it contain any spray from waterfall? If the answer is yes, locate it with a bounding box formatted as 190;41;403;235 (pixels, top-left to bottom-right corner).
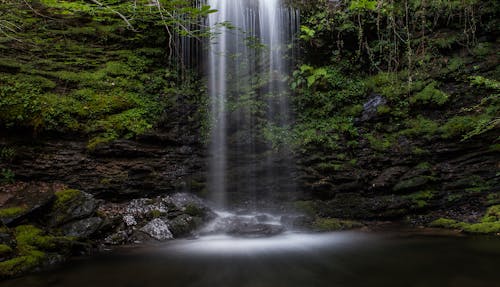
207;0;299;209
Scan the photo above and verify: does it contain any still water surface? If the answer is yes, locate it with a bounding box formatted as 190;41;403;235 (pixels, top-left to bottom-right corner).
4;232;500;287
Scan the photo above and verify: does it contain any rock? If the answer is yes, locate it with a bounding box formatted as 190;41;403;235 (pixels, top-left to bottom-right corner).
0;182;60;226
125;198;169;220
104;231;129;245
371;166;409;189
227;223;284;238
49;189;99;226
393;176;436;192
168;193;216;220
61;217;103;239
123;215;137;227
168;214;202;237
360;94;387;122
140;218;173;241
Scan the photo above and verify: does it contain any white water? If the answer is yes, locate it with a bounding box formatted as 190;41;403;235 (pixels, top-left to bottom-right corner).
207;0;299;208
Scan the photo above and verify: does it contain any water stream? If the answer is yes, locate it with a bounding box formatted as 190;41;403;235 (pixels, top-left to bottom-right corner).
207;0;299;209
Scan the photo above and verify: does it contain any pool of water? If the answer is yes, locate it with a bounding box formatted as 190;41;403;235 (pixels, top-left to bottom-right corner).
3;232;500;287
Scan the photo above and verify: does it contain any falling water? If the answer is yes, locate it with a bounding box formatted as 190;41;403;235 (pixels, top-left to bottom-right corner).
207;0;299;209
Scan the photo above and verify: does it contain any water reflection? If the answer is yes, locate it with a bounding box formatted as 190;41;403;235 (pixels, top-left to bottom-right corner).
3;232;500;287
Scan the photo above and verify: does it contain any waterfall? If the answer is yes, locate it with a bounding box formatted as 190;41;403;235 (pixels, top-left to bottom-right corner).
207;0;299;209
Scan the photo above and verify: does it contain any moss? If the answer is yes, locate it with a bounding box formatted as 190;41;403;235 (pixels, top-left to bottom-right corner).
430;209;500;235
312;218;363;231
404;190;436;209
0;207;26;219
410;82;449;106
459;222;500;234
0;244;13;256
148;210;163;219
429;218;460;228
393;176;436;192
365;133;394;151
54;189;81;209
399;116;440;138
482;205;500;223
0;251;45;278
440;115;478;139
15;225;56;251
184;204;204;217
293;201;317;216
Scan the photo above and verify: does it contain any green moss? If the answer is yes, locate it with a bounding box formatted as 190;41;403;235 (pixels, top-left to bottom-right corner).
365;133;394;151
482;205;500;223
149;210;163;219
393;176;436;192
429;218;460;228
293;201;317;216
440;115;478;139
0;244;13;255
399;116;439;138
54;189;81;209
430;209;500;235
184;204;204;217
404;190;436;209
15;225;56;251
0;207;26;219
460;222;500;234
0;251;45;278
312;218;363;231
410;82;449;106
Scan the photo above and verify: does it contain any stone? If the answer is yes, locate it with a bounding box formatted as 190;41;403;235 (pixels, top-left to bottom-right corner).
360;94;387;122
49;190;99;226
123;215;137;227
140;219;173;241
61;217;103;238
227;223;285;238
168;214;199;237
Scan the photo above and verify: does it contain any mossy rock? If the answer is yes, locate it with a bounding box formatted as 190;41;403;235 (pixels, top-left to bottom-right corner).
0;225;74;278
430;210;500;235
0;244;13;256
49;189;98;226
0;251;45;278
393;176;436;192
0;207;27;225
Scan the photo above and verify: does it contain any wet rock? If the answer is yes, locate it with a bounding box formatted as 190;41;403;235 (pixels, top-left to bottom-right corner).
0;182;61;226
123;215;137;227
393;176;436;192
371;166;409;189
360;94;387;122
48;189;99;226
125;198;169;220
104;230;129;245
140;218;173;241
168;214;200;237
61;217;103;239
227;223;284;238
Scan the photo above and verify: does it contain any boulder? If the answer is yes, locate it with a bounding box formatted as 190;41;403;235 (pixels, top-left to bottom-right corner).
140;218;173;241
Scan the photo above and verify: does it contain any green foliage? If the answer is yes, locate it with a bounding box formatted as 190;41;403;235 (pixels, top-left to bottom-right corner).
0;168;15;184
349;0;377;12
469;76;500;90
410;82;449;106
0;146;16;162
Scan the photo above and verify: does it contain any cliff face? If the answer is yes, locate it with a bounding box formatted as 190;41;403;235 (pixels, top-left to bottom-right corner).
291;0;499;228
